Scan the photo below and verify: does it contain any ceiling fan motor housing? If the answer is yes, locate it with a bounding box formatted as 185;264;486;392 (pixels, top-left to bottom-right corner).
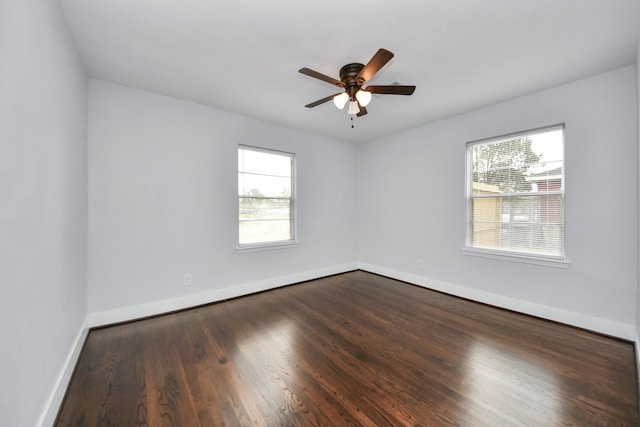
340;63;365;98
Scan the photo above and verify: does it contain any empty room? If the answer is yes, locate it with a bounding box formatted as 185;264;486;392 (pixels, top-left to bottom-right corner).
3;0;640;426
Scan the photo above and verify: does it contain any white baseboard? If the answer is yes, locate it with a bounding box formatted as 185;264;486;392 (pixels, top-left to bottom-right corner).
36;319;89;427
88;263;358;327
635;332;640;415
359;262;635;340
635;332;640;386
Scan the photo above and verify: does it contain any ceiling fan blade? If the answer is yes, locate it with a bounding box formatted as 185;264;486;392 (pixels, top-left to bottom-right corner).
356;48;394;84
366;85;416;95
305;93;342;108
299;68;345;88
356;105;368;117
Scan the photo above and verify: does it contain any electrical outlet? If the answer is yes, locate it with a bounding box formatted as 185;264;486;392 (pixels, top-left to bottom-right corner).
417;259;425;269
183;273;192;287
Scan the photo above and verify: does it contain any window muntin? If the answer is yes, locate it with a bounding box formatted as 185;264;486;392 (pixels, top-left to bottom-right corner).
238;146;295;247
466;125;565;260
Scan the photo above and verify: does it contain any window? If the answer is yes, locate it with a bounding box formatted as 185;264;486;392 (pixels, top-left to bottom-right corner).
238;145;296;248
465;125;565;262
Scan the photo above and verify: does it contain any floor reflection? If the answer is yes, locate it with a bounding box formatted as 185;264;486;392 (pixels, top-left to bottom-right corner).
236;319;296;355
461;339;563;425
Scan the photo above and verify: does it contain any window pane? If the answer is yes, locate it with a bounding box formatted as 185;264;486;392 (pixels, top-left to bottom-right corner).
238;173;291;198
471;181;501;196
239;220;291;244
238;145;295;246
467;126;564;259
239;198;290;220
471;193;563;256
472;197;501;222
471;221;503;248
471;132;563;195
238;149;291;177
538;194;563;224
528;161;563;193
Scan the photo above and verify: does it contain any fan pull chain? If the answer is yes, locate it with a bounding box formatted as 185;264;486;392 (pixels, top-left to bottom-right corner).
351;116;354;129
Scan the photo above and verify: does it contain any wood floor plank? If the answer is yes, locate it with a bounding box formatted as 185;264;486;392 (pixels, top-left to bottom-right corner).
55;271;638;426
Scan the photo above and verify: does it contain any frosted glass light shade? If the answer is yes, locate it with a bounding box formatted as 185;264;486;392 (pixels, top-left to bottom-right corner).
333;93;349;109
347;100;359;115
355;89;372;107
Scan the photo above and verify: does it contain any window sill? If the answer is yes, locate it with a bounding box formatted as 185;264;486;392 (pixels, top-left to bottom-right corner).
461;247;570;269
236;241;300;254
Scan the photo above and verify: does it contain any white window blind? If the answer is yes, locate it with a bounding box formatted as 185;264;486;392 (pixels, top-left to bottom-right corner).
238;146;295;246
466;125;565;260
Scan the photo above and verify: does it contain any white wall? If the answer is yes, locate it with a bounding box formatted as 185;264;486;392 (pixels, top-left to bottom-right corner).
88;80;358;320
0;1;88;426
358;66;638;339
636;48;640;372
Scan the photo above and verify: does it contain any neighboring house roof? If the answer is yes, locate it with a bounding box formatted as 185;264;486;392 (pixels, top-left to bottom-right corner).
526;167;562;182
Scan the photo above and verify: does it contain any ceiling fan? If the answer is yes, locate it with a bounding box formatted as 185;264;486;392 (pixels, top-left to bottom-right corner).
299;48;416;117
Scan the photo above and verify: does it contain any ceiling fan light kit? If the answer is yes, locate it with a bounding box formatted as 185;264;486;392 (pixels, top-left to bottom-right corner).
299;48;416;118
333;92;349;109
355;89;372;107
347;100;360;115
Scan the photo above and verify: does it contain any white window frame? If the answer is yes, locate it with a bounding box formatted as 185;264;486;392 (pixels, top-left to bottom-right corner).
237;145;298;253
462;124;569;268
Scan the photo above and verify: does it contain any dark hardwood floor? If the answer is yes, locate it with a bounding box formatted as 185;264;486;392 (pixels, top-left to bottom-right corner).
56;271;638;426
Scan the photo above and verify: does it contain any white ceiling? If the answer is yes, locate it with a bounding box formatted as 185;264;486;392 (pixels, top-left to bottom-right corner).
59;0;640;143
